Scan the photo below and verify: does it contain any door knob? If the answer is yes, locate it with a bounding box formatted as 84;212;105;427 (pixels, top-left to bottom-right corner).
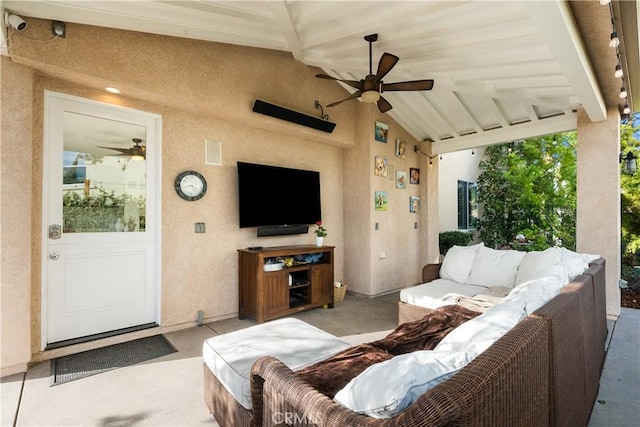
49;252;60;260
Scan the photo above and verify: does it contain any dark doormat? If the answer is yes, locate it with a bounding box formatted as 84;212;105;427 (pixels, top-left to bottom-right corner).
51;334;177;386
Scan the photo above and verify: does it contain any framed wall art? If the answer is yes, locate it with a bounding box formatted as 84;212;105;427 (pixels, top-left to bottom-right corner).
396;170;407;189
410;196;420;213
395;139;407;159
374;156;388;177
410;168;420;184
375;191;388;211
375;121;388;143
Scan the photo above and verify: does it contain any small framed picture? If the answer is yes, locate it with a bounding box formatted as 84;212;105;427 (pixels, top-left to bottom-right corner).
388;163;395;181
375;121;388;143
410;196;420;213
410;168;420;184
396;170;407;189
375;191;388;211
395;139;407;159
374;156;388;177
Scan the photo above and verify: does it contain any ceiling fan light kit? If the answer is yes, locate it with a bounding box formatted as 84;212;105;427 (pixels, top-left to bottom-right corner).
361;90;380;103
316;33;434;113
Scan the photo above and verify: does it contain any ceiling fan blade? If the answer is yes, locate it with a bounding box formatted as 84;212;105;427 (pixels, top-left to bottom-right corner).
381;80;434;92
326;90;363;107
315;74;361;90
377;96;393;113
374;53;399;82
97;146;132;155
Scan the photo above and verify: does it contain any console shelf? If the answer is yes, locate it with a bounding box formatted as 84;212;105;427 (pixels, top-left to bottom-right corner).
238;245;334;323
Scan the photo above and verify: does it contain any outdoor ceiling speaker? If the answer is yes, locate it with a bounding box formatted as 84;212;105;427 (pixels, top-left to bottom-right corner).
252;100;336;133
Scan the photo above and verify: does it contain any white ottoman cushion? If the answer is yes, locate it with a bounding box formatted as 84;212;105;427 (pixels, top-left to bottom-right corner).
203;318;350;409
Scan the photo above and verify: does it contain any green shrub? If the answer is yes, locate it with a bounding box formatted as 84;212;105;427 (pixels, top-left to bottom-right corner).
439;231;473;255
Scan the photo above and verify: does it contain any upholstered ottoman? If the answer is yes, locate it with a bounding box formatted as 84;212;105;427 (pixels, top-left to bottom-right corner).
203;318;350;427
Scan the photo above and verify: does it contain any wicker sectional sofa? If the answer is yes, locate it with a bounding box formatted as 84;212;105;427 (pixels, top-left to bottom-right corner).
204;256;607;427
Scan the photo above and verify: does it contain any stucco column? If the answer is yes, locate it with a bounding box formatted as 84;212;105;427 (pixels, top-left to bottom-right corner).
576;107;621;318
420;149;440;266
1;58;34;375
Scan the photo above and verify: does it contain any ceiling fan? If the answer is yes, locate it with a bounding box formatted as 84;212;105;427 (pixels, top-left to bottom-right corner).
316;33;434;113
98;138;146;160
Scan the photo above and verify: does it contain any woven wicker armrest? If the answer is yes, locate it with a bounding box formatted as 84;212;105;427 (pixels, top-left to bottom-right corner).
251;356;460;427
422;263;441;283
251;356;378;427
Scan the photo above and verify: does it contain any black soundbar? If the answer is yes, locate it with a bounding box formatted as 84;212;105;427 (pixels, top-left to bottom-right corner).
252;100;336;133
257;225;309;237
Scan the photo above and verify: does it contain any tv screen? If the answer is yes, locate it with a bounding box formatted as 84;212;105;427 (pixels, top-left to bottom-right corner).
237;162;322;229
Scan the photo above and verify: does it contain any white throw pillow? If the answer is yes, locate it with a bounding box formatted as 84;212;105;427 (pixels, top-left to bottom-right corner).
582;252;600;264
467;246;526;288
434;300;527;357
557;248;590;281
333;350;467;419
504;271;565;314
514;247;562;286
439;242;484;284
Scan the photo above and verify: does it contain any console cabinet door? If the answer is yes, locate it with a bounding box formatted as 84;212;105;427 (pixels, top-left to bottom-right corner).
264;272;289;318
311;264;333;305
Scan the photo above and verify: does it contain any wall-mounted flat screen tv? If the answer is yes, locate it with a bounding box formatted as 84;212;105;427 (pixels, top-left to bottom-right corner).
237;162;321;232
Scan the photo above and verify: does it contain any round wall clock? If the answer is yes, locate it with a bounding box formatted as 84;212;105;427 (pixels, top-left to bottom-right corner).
174;170;207;201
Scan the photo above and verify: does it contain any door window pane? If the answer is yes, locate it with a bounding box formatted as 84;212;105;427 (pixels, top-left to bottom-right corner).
62;112;147;233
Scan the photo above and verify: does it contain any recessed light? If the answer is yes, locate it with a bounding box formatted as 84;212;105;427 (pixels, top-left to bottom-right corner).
105;87;121;94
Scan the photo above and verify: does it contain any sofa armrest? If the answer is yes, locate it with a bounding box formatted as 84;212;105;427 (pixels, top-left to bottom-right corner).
422;263;441;283
250;356;456;427
251;356;378;427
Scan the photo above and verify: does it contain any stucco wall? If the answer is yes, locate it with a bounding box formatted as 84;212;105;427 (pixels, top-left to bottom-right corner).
1;18;429;373
367;113;424;295
438;148;484;233
1;59;34;375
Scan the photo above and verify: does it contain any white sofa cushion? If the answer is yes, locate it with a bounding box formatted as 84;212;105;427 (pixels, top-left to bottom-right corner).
202;318;349;409
439;242;484;284
515;247;562;285
334;350;468;419
399;278;488;310
434;300;527;357
467;246;526;288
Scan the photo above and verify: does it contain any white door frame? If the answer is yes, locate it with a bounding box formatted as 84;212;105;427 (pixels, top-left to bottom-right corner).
41;90;162;350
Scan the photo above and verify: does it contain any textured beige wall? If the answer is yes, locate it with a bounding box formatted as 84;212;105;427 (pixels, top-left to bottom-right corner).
1;17;433;371
343;104;424;296
368;113;423;295
576;108;621;318
438;148;485;233
1;58;34;375
420;147;441;266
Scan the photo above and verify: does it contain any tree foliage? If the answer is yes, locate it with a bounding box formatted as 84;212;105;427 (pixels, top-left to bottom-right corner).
621;114;640;269
477;134;577;250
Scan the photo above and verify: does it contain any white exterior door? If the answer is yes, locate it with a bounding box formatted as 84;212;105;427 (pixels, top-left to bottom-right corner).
43;91;161;346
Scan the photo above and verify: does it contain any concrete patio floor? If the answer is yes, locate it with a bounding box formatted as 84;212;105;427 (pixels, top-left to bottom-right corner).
1;292;638;426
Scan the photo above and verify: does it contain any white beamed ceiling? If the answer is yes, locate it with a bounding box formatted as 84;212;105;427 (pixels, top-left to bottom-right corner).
2;0;632;153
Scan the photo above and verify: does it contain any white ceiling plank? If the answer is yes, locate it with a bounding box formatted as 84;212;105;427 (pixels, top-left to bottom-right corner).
267;1;303;60
452;93;483;133
432;113;577;154
385;96;442;142
488;99;511;128
523;1;606;122
524;104;540;122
